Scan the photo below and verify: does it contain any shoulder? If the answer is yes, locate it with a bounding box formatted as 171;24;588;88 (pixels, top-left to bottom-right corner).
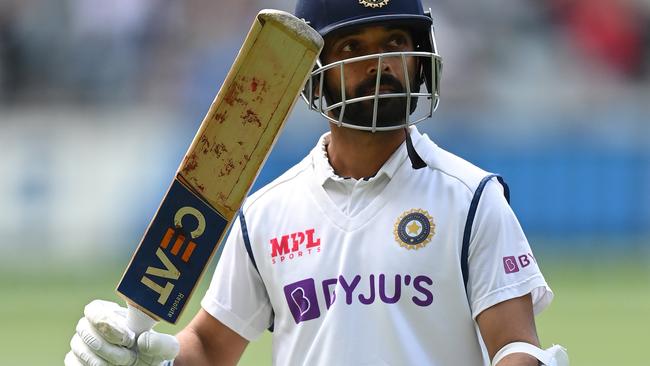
413;130;492;195
242;154;312;214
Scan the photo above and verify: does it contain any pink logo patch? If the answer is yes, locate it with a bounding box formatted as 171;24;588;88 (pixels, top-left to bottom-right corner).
503;256;519;274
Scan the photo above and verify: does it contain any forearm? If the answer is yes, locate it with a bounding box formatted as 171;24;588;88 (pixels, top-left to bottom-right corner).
477;294;543;366
173;309;248;366
173;327;216;366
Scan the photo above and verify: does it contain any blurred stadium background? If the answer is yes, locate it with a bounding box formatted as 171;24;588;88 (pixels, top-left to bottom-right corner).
1;0;649;364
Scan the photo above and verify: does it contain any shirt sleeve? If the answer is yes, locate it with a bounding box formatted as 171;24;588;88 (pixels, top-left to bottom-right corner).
200;217;273;341
467;180;553;319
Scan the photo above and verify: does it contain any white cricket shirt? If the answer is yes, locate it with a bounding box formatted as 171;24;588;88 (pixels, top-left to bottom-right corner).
201;127;553;365
315;133;401;217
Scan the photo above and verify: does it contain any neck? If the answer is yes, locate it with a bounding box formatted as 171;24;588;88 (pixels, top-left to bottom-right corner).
326;124;407;179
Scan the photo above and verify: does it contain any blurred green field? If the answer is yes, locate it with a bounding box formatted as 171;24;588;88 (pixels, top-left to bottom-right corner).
2;252;648;365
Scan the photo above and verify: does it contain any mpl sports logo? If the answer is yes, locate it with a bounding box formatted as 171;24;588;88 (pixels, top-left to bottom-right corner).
270;228;321;264
283;273;434;324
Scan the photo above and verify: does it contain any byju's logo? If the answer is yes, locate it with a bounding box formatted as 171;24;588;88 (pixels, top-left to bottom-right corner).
503;253;537;274
503;256;519;273
283;278;321;324
283;274;434;325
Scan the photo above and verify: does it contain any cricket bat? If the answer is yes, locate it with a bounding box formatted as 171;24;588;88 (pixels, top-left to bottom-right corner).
116;9;323;335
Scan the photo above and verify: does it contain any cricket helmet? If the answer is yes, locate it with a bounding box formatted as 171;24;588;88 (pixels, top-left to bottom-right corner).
295;0;442;132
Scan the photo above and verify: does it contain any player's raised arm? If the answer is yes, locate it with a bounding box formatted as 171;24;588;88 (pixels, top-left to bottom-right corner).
173;309;249;366
64;301;247;366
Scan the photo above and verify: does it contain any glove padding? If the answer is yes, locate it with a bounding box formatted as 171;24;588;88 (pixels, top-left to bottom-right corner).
65;300;179;366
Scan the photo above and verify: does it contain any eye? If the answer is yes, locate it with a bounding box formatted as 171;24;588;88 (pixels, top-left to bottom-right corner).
340;40;359;53
386;34;408;50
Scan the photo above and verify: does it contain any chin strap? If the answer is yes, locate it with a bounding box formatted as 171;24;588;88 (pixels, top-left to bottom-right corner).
405;128;426;169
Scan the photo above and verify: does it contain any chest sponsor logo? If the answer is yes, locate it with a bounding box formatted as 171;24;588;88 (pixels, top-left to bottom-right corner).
503;253;537;274
394;209;435;250
270;228;321;264
283;273;434;324
283;278;321;323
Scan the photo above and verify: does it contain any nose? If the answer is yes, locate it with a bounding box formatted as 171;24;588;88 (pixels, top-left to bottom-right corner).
366;56;393;76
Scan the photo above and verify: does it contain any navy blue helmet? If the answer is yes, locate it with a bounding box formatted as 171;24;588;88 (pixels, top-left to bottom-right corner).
295;0;442;132
295;0;432;39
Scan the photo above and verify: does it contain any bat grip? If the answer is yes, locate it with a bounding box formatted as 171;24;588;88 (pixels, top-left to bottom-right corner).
126;303;158;339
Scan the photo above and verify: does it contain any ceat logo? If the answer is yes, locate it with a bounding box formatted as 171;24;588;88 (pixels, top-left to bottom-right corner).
140;206;204;306
270;228;321;264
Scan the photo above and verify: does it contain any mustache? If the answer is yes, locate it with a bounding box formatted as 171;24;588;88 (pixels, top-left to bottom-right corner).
354;74;404;97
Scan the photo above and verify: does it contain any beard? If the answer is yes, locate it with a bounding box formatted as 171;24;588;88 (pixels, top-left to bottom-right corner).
325;73;420;129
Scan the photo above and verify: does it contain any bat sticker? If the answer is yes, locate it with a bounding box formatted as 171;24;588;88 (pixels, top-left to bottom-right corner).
118;179;228;323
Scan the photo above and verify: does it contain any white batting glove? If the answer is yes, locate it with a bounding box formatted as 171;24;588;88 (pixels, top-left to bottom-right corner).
65;300;179;366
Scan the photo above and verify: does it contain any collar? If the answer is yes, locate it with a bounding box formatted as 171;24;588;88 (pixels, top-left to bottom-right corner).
312;127;423;186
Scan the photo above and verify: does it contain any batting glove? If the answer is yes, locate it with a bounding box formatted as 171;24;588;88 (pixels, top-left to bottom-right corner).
65;300;179;366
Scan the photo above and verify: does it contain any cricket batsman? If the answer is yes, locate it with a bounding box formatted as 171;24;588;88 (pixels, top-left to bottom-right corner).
65;0;569;365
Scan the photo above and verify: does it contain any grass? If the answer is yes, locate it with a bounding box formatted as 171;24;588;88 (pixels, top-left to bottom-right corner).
1;252;647;365
536;255;650;366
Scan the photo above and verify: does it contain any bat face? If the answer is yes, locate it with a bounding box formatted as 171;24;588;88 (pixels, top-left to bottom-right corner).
116;10;323;326
118;179;228;323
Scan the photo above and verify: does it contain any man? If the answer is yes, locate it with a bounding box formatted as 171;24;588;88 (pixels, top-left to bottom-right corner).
66;0;569;365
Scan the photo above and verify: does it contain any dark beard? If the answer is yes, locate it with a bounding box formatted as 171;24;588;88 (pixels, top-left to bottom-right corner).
325;73;419;129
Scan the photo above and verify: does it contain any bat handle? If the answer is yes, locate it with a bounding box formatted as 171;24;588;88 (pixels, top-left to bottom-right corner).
126;303;158;339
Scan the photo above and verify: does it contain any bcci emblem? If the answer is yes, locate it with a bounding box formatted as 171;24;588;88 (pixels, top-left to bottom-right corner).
394;209;435;250
359;0;390;9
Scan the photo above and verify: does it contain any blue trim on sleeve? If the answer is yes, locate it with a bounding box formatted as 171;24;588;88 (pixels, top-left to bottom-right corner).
496;175;510;204
238;210;259;272
237;209;275;332
461;174;510;294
